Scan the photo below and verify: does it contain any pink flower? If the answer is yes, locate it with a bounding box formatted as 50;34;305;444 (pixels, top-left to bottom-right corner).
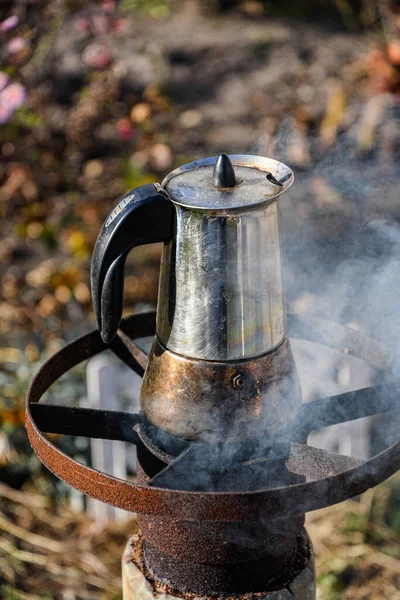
116;118;133;140
0;83;27;110
75;17;91;33
0;72;9;93
101;0;116;13
8;37;27;55
0;103;13;124
82;42;112;70
0;15;19;31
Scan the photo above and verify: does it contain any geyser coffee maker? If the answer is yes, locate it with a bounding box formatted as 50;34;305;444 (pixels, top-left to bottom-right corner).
91;153;301;442
26;154;400;599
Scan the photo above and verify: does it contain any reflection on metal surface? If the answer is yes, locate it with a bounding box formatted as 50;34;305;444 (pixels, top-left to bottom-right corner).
155;154;292;361
140;336;301;441
162;154;293;210
157;200;286;360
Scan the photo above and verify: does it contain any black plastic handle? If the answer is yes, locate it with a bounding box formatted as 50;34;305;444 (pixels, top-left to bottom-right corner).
91;183;173;343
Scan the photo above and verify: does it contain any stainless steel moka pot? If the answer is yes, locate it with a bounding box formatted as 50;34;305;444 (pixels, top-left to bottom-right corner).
91;154;302;441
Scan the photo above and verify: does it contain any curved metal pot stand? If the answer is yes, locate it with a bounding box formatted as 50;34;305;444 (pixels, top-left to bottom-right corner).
26;312;400;598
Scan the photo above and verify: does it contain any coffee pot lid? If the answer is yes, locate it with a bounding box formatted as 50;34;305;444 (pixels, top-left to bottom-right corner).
162;153;293;211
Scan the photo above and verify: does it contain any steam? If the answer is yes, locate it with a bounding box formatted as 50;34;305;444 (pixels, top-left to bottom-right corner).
146;96;400;496
276;108;400;363
271;99;400;468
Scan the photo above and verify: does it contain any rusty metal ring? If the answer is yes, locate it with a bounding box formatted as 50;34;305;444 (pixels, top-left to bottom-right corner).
26;312;400;522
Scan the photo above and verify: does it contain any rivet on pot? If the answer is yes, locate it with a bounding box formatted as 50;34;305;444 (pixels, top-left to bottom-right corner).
232;373;246;389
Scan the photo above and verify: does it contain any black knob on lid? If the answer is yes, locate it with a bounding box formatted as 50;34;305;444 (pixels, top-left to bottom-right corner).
213;153;237;189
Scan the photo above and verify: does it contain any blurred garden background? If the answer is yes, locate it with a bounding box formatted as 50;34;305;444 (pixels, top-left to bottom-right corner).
0;0;400;598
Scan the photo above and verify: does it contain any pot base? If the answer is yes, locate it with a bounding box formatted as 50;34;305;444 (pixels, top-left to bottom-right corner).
140;337;302;441
122;530;315;600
